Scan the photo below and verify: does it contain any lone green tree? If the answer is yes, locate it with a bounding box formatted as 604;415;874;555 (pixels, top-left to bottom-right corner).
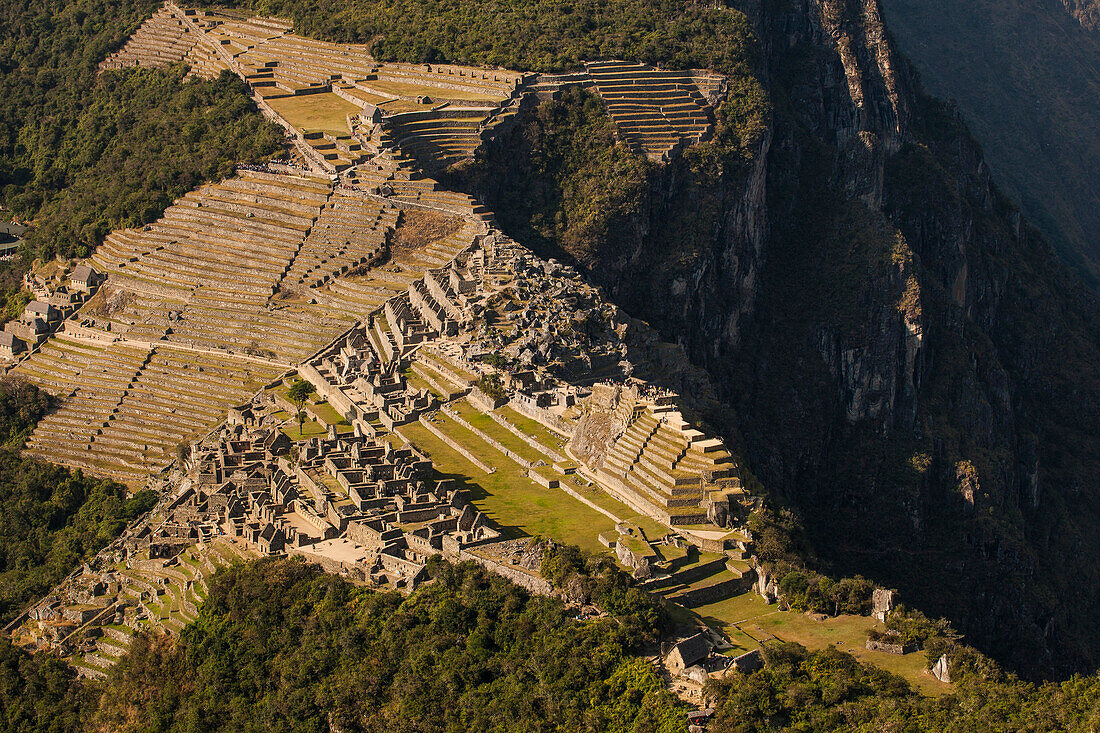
287;380;315;435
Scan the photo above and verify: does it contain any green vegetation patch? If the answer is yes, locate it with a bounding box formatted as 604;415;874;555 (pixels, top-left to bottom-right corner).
706;640;1100;732
400;420;615;552
0;379;157;623
90;557;686;731
226;0;759;76
0;0;282;275
280;418;327;441
4;52;283;259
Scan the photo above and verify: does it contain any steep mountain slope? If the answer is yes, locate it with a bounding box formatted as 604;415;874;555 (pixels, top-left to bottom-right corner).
1062;0;1100;29
701;0;1100;678
5;0;1098;681
879;0;1100;287
461;0;1100;678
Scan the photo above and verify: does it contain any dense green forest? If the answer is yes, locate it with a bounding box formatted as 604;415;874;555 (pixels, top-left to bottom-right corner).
0;636;91;732
0;0;283;260
4;554;1100;732
0;377;51;445
707;642;1100;732
0;379;156;623
455;87;653;263
21;67;283;259
0;260;30;327
91;557;685;732
208;0;759;77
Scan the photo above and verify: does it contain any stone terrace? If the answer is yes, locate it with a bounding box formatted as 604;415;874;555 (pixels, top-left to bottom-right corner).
12;336;281;485
378;106;494;171
596;396;740;526
585;60;715;162
14;164;492;485
301;201;481;318
99;5;201;73
88;168;358;362
91;169;330;299
102;4;529;172
277;191;397;297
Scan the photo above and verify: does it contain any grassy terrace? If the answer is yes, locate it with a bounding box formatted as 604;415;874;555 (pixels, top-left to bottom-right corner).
402;364;446;398
311;400;353;433
446;399;670;536
682;590;951;696
282;418;328;440
420;351;479;383
449;399;546;464
498;405;569;446
399;419;616;553
367;79;501;101
267;92;360;136
414;358;468;391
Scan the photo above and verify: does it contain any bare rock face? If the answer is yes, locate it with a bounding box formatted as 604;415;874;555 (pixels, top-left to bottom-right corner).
1060;0;1100;32
872;588;895;621
932;654;951;683
698;0;1100;680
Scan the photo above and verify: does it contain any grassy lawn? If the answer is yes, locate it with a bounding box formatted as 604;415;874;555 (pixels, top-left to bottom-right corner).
311;400;349;427
281;418;328;441
363;79;502;102
267;92;360;136
400;420;616;553
690;591;952;696
556;473;669;537
450;399;546;464
498;405;569;447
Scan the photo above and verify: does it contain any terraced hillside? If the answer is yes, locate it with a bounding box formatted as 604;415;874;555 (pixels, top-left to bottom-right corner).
11;535;258;680
596;400;739;526
85;169;351;359
98;5;201;72
100;3;528;172
585;60;716;161
12;336;282;485
8;160;494;486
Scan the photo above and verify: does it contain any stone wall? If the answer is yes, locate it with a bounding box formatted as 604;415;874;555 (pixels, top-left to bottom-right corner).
483;408;567;463
440;405;530;468
417;416;495;473
455;549;553;596
299;361;358;421
865;639;918;655
674;574;753;607
508;395;572;436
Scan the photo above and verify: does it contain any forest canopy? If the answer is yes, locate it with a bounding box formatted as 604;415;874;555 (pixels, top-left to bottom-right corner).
90;557;687;732
0;0;282;261
0;379;156;624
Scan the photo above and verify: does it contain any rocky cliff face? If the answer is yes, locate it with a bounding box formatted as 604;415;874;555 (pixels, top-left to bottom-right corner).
1062;0;1100;31
468;0;1100;679
735;0;1099;678
879;0;1100;287
736;0;1100;679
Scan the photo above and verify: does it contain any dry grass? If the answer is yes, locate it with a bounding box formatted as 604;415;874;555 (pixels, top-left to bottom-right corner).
689;591;953;696
361;79;503;102
391;209;463;253
267;92;360;136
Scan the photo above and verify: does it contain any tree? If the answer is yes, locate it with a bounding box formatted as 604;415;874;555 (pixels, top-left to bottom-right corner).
287;380;315;434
